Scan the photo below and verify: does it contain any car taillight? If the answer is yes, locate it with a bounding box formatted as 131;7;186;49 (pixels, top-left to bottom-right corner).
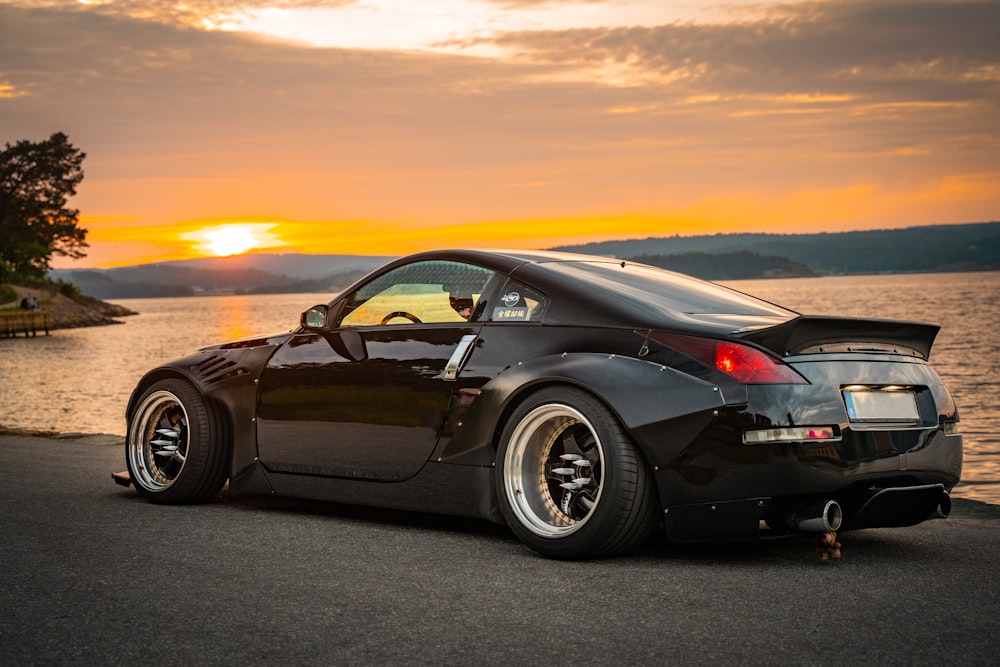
714;341;806;383
647;332;807;384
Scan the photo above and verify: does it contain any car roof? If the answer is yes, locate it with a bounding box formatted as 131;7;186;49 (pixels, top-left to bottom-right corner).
384;249;797;334
392;248;618;272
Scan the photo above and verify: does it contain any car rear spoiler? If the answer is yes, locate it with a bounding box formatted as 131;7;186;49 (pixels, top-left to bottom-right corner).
736;315;940;360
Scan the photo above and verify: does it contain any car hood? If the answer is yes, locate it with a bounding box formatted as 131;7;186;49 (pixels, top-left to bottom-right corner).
203;331;296;351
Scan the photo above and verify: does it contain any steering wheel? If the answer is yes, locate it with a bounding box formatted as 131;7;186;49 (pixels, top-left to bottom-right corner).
380;311;422;325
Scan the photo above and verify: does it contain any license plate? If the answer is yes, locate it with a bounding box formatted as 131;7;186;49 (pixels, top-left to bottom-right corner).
843;390;919;423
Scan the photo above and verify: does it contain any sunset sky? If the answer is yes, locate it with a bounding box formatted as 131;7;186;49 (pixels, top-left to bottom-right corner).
1;0;998;268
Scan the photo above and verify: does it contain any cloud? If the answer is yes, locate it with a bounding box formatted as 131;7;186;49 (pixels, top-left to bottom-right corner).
1;0;996;264
477;1;1000;97
0;3;508;148
7;0;357;28
2;2;582;230
479;0;606;8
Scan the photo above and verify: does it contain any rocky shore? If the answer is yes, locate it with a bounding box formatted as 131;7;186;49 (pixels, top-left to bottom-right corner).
1;285;136;329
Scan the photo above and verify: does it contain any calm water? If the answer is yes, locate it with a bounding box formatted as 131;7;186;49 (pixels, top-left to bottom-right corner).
1;272;997;503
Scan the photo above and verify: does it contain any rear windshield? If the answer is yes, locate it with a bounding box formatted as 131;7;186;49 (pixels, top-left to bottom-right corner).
544;261;796;317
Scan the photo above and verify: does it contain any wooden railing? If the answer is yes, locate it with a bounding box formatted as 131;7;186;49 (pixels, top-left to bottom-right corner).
0;310;52;337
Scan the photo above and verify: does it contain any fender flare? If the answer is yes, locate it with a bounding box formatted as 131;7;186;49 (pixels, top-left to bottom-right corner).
125;343;280;485
436;352;728;468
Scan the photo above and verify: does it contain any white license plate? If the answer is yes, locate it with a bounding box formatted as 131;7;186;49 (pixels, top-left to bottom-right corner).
843;390;919;423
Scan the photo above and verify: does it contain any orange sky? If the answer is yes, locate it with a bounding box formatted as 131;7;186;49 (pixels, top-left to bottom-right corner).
1;0;998;268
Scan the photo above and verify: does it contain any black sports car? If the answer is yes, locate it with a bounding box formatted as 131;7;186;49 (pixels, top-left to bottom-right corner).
118;249;962;559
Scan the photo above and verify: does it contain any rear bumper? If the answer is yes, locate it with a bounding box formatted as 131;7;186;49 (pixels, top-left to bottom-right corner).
663;482;952;543
648;354;962;523
653;384;962;542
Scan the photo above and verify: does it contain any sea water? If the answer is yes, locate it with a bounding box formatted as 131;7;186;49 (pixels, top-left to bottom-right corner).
1;272;996;503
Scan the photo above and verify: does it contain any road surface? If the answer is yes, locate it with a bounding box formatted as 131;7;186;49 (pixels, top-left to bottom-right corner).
1;433;996;665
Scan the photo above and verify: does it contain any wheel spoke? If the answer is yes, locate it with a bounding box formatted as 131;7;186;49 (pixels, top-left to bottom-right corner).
561;430;582;454
127;389;190;492
577;495;596;513
503;403;606;538
500;390;657;558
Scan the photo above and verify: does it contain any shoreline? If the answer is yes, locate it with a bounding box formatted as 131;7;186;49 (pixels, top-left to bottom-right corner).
1;284;136;330
0;427;123;446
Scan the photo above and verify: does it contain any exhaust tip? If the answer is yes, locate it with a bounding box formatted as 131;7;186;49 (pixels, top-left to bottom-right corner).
790;499;843;533
825;500;843;531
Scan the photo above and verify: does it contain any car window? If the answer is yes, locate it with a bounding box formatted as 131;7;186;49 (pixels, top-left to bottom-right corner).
489;281;548;322
339;260;496;327
545;261;795;317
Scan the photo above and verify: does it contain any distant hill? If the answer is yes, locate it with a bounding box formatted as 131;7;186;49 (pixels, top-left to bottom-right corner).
631;251;817;280
47;222;999;299
554;222;1000;275
153;253;393;281
51;254;393;300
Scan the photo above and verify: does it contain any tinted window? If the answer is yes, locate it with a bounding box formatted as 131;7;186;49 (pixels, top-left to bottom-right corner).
544;261;794;317
339;260;496;327
490;281;548;322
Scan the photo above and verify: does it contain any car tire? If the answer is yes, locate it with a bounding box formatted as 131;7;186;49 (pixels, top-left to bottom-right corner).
496;387;658;559
126;378;230;504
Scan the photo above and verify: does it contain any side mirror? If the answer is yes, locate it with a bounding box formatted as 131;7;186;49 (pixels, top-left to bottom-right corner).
301;304;329;329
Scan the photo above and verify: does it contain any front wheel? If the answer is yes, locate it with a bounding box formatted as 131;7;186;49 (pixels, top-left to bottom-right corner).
496;387;658;559
126;378;230;504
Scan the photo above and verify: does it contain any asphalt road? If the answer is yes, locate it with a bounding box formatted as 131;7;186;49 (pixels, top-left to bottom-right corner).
1;433;997;666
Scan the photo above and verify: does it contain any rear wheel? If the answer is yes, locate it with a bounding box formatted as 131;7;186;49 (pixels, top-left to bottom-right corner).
126;378;230;504
496;387;658;559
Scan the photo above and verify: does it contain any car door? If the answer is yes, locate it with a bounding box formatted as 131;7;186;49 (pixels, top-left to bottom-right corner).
255;259;498;482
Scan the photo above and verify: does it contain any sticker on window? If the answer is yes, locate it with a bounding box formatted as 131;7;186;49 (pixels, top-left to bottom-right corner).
492;306;529;321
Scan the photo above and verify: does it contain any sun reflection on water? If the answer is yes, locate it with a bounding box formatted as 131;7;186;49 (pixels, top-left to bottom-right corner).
212;295;256;342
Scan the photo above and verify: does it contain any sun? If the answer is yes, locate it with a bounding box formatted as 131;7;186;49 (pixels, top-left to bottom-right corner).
205;226;259;256
182;222;284;258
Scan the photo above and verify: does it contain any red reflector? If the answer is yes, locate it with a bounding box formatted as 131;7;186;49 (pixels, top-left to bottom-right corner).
646;332;806;384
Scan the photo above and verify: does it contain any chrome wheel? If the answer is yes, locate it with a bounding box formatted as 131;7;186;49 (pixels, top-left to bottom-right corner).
127;389;190;493
503;403;605;538
125;378;231;504
497;387;658;559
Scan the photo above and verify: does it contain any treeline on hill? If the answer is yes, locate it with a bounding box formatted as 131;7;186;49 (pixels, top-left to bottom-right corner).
37;222;1000;300
555;222;1000;275
243;269;370;295
628;251;817;280
56;266;371;299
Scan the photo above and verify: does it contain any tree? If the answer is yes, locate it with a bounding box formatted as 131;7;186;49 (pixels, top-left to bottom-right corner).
0;132;87;282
